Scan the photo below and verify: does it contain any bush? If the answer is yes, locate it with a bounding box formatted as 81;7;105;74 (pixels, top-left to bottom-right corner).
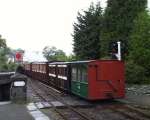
126;60;150;84
0;62;17;72
7;62;17;72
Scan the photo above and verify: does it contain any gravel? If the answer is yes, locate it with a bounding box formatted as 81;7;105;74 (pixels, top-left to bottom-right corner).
126;84;150;96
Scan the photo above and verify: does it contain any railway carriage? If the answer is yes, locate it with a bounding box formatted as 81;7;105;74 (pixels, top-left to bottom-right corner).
48;62;71;92
24;63;32;77
23;60;125;100
70;60;125;100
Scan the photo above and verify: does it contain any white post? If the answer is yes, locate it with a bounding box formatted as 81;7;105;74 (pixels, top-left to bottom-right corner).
117;41;121;61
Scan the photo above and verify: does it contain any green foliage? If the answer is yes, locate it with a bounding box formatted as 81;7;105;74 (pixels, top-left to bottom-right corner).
72;2;103;60
0;35;17;72
126;60;148;84
0;35;7;48
127;11;150;84
0;62;17;72
0;48;17;72
66;54;77;61
101;0;147;58
7;62;17;71
0;36;9;72
42;46;67;61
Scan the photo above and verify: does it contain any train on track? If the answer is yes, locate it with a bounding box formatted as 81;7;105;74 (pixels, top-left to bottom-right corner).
23;60;125;100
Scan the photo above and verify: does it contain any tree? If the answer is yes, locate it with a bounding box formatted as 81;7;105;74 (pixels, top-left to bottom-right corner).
42;46;67;61
72;2;103;60
126;11;150;84
54;49;67;61
0;47;18;72
101;0;147;58
0;35;8;71
0;35;17;72
67;54;76;61
0;35;7;48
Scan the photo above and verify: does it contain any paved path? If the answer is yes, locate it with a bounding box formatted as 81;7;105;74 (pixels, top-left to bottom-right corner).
0;102;34;120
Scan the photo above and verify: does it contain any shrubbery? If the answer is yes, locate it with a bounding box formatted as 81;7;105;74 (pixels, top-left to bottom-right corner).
126;61;150;84
0;62;17;72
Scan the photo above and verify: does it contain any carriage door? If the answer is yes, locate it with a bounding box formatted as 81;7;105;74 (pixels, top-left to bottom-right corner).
71;64;88;98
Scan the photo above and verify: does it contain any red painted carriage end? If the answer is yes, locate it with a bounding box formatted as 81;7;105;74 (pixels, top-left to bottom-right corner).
88;60;125;100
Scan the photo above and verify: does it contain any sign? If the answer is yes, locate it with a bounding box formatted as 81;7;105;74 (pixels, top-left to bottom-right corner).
15;52;23;62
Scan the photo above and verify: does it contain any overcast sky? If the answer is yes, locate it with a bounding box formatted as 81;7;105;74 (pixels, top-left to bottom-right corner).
0;0;106;54
0;0;149;61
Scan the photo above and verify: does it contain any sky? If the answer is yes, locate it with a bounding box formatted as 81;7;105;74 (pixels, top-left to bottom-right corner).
0;0;107;61
0;0;149;61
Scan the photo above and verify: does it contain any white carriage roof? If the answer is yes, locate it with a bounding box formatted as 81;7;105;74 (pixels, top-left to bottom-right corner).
49;60;96;65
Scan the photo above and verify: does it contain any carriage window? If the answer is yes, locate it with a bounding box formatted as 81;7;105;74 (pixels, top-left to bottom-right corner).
72;68;77;81
80;64;88;83
65;68;67;76
77;69;82;81
82;68;88;82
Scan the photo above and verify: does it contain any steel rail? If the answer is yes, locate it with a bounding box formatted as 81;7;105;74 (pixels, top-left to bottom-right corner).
111;108;144;120
120;105;150;120
35;79;96;120
29;79;95;120
107;104;150;120
29;79;72;120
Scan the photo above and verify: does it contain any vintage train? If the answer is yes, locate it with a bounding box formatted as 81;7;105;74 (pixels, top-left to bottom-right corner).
23;60;125;100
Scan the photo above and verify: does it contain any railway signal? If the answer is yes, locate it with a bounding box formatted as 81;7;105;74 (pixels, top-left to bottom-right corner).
116;41;121;61
110;41;121;61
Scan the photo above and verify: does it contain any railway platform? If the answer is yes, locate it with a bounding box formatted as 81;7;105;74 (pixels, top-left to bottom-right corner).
0;102;34;120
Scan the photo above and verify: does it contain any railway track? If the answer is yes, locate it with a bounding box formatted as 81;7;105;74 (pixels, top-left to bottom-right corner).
94;100;150;120
29;78;150;120
29;79;95;120
109;104;150;120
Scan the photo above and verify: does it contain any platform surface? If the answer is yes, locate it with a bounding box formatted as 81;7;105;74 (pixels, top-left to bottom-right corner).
0;102;34;120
